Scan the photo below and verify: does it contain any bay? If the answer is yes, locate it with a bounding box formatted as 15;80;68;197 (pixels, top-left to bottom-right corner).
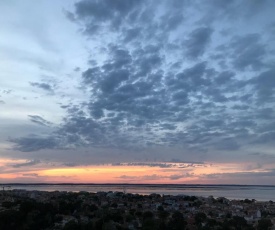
3;184;275;201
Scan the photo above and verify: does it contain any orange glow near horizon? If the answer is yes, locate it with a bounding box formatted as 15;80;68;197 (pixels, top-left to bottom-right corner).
0;157;273;184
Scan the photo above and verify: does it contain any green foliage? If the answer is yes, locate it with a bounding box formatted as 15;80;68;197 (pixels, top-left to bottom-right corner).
157;205;164;211
158;209;170;220
135;210;142;217
63;220;80;230
195;212;207;225
90;204;99;212
257;218;272;230
142;218;158;230
193;200;203;207
0;199;58;230
0;191;271;230
102;221;117;230
125;213;134;222
167;211;186;230
203;218;219;229
109;210;124;223
243;199;253;204
19;200;36;213
111;202;118;208
228;216;248;230
0;210;24;230
1;201;15;208
94;218;104;230
142;211;154;220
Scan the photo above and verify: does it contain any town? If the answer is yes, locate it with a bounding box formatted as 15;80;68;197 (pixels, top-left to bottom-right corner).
0;189;274;230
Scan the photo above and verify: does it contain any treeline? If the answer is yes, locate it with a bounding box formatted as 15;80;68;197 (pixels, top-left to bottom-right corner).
0;192;273;230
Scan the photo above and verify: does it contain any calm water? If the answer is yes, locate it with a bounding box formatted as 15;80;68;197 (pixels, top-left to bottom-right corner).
5;184;275;201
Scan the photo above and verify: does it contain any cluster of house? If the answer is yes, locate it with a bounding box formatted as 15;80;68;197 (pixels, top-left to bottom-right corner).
0;189;275;229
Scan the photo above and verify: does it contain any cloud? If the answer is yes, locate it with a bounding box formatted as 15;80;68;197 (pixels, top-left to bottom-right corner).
63;163;79;167
256;108;274;120
214;71;235;85
2;89;12;94
185;27;213;59
230;34;266;71
254;132;275;144
215;138;241;151
28;115;52;126
251;68;275;103
113;162;205;169
22;173;39;177
7;0;275;170
75;0;139;21
10;136;59;152
12;160;40;168
203;169;275;180
118;174;165;181
30;82;55;93
118;172;194;181
169;173;194;180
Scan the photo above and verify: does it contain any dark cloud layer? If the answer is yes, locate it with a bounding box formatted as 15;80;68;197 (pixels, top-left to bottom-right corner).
30;82;55;93
10;136;59;152
10;0;275;163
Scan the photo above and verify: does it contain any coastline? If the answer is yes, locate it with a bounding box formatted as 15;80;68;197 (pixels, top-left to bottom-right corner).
1;183;274;202
1;189;274;229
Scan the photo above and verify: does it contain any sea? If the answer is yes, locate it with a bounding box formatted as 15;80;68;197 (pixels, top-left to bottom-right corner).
3;184;275;201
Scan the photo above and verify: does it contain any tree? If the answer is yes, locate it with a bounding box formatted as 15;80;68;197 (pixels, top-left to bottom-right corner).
204;218;219;229
158;209;170;220
90;204;99;212
157;207;169;230
143;211;154;220
0;210;24;229
125;213;134;222
230;216;247;230
257;218;272;230
142;219;157;230
167;211;186;230
63;220;80;230
195;212;207;226
102;221;117;230
142;211;157;230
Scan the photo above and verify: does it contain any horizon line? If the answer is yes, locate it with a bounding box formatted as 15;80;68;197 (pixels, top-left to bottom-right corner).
1;183;274;187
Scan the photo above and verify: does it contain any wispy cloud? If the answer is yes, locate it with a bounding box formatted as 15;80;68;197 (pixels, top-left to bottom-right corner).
12;160;41;168
30;82;55;94
28;115;53;126
113;162;206;169
118;172;195;181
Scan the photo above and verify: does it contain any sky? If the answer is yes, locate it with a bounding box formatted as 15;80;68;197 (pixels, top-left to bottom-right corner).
1;0;275;185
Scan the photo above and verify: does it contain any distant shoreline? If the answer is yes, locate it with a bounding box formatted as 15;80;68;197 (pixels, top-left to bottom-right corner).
2;184;275;201
1;183;275;187
2;188;274;202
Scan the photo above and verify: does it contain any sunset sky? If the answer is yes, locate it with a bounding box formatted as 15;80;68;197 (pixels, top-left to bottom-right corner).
1;0;275;184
